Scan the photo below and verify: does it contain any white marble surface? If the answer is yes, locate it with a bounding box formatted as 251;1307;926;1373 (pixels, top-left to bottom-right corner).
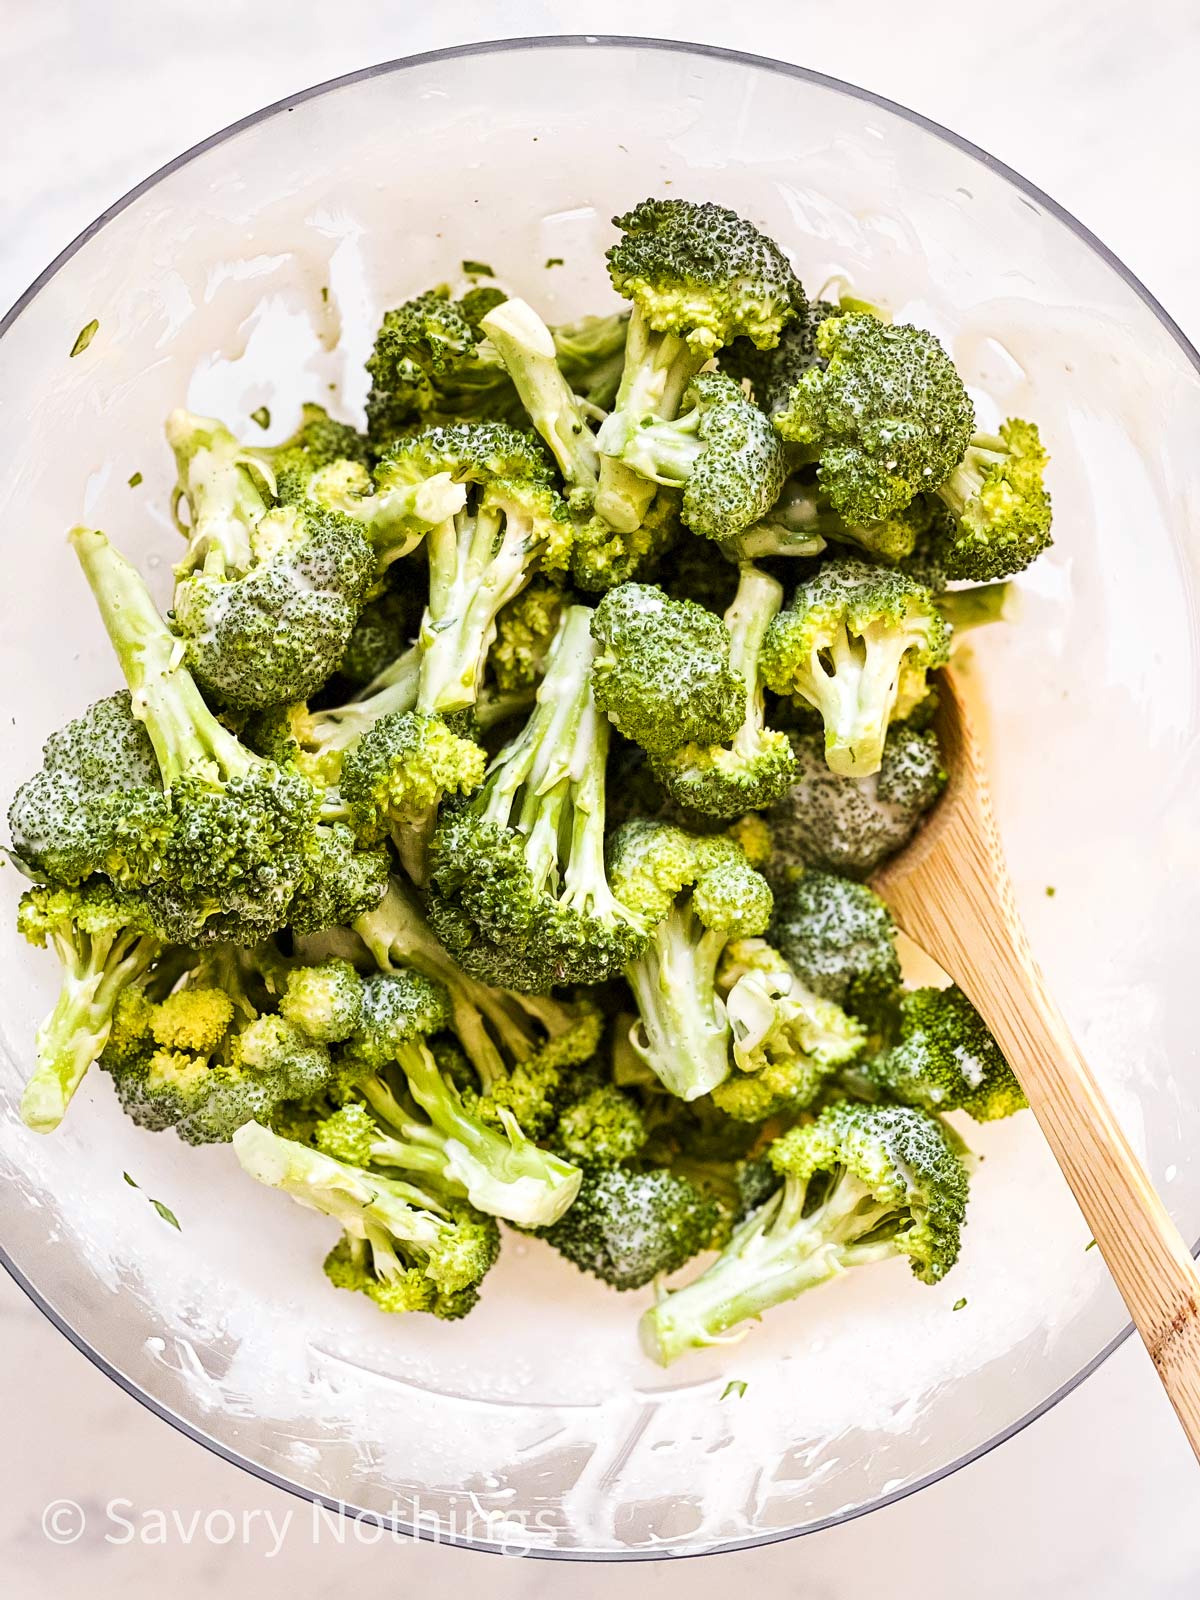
3;1;1200;1594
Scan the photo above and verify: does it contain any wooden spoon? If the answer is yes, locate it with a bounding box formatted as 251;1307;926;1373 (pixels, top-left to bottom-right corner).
871;666;1200;1460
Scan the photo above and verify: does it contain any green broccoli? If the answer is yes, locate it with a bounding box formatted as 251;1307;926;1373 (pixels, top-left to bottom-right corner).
775;314;975;525
569;486;681;593
335;583;423;689
233;1120;499;1318
760;557;951;777
869;985;1027;1120
355;876;602;1137
596;199;805;532
170;501;376;709
244;403;371;503
276;957;365;1043
480;297;601;506
640;1101;969;1364
768;871;902;1034
340;969;582;1226
764;724;946;879
737;480;935;565
720;300;842;418
602;371;787;543
607;821;773;1100
551;310;629;410
14;533;384;945
428;605;646;992
100;946;335;1144
539;1164;721;1290
590;582;741;755
550;1081;648;1169
364;287;519;445
164;409;271;578
710;937;865;1121
932;420;1052;579
16;880;163;1133
725;475;829;561
651;563;798;816
936;581;1014;638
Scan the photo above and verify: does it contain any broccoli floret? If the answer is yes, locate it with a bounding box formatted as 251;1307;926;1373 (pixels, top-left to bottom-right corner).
721;300;841;418
233;1120;499;1317
640;1101;969;1363
764;724;946;880
364;287;518;444
869;985;1027;1121
769;871;902;1034
651;563;797;816
355;876;602;1137
551;1082;648;1169
607;821;772;1101
341;970;582;1226
488;576;566;693
569;487;681;593
21;533;376;947
164;410;271;578
277;958;365;1043
590;582;741;755
775;314;975;525
16;880;163;1132
552;310;629;410
284;822;390;935
760;557;951;777
596;199;805;533
709;938;865;1121
603;371;787;543
171;502;376;709
725;475;829;562
738;480;935;565
932;420;1052;579
428;605;646;992
336;583;423;688
246;403;371;506
480;298;601;506
379;422;571;718
539;1164;721;1290
339;708;486;882
101;948;335;1144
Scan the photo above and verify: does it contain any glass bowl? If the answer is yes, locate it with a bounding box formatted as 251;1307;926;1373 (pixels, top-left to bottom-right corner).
2;36;1199;1561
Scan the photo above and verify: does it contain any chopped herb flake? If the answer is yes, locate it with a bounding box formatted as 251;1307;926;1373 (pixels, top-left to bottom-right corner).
462;260;495;278
127;471;143;488
720;1379;748;1400
545;257;564;269
70;319;99;358
952;1297;967;1311
1085;1238;1097;1251
151;1199;181;1230
1045;886;1057;897
250;406;271;430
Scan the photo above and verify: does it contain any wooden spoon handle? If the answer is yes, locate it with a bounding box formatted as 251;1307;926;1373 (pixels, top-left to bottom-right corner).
880;761;1200;1459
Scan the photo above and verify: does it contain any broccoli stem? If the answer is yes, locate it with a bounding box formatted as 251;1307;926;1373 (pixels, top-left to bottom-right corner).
299;646;422;772
733;479;828;559
482;606;628;924
626;902;732;1101
416;508;533;716
21;929;159;1133
71;528;258;787
801;618;914;779
165;410;268;578
724;564;783;760
937;581;1012;635
595;307;706;532
355;880;533;1090
396;1040;581;1226
481;299;600;497
639;1170;900;1364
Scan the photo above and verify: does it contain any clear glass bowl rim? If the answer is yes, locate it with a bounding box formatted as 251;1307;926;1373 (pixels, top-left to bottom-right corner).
2;32;1196;1563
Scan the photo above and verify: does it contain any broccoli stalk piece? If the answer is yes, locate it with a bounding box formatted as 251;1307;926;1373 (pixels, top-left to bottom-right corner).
428;605;647;992
736;480;935;564
639;1102;970;1365
774;314;975;525
551;311;629;410
480;298;600;505
764;725;947;880
768;872;902;1035
354;876;602;1136
709;938;865;1121
342;970;582;1226
539;1165;721;1290
727;475;828;561
760;558;951;778
937;581;1014;638
607;821;773;1101
596;198;806;533
165;410;270;577
932;420;1052;579
16;882;163;1133
869;985;1027;1121
590;582;742;755
652;563;798;816
232;1120;499;1318
602;372;787;543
